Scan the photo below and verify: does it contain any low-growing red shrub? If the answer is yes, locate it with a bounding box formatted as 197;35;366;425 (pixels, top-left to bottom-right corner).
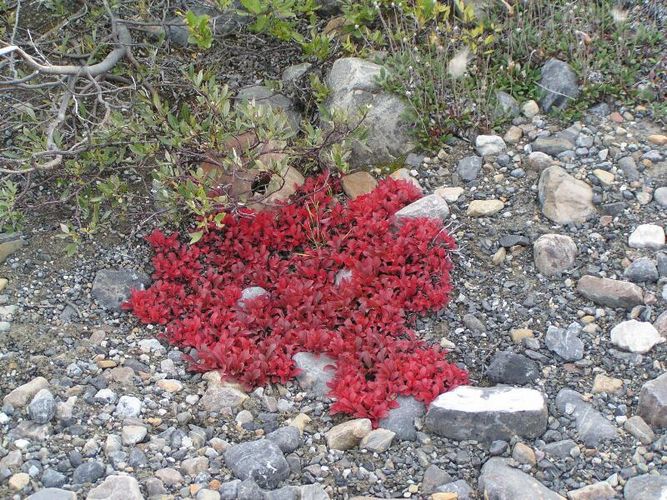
128;173;468;422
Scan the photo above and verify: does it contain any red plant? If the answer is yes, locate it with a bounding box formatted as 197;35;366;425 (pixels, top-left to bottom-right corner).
127;173;468;423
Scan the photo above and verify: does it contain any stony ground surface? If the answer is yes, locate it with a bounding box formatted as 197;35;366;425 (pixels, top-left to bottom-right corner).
0;101;666;500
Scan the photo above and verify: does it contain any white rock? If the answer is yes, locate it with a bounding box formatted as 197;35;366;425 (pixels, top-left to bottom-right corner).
475;135;507;156
395;194;450;221
522;100;540;118
628;224;665;249
610;320;665;353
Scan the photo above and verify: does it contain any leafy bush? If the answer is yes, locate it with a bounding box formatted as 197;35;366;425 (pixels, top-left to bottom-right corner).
127;174;468;422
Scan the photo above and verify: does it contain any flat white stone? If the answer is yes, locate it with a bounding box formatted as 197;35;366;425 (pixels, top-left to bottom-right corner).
430;386;545;413
628;224;665;249
610;320;664;353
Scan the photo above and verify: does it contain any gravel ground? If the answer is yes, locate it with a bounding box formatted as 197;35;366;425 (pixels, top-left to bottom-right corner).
0;102;666;500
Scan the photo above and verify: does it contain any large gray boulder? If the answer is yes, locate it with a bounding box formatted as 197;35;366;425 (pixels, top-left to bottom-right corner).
425;386;548;442
624;473;667;500
478;458;564;500
539;58;580;111
224;439;290;489
638;372;667;428
324;58;413;167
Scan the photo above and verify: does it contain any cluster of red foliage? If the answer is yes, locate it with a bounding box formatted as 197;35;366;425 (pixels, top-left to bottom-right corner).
127;173;468;422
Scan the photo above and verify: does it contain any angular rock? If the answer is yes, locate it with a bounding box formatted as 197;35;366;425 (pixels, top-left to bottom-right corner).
628;224;665;249
617;156;639;181
566;481;616;500
495;91;520;119
504;125;523;144
624;415;655;444
293;352;335;398
390;168;423;192
341;172;377;199
638;372;667;428
359;428;395;452
555;389;618;447
624;257;659;283
542;439;577;460
532;136;574;156
435;480;474;499
475;135;506;156
591;374;623;394
486;351;539;385
181;456;209;476
425;386;548;442
28;389;56;424
624;474;667;500
325;418;372;450
533;234;578;276
422;465;453;495
539;58;580;111
3;377;49;408
610;320;664;354
527;151;553;171
87;475;143;499
325;58;413;167
92;269;150;310
467;199;504;217
266;426;302;454
545;323;584;361
224;439;290;489
300;484;330;500
435;186;464;203
478;458;564;500
395;194;450;221
72;461;105;484
576;276;643;309
29;489;77;500
114;396;142;418
155;467;183;486
378;396;425;441
538;166;595;225
456;156;483;181
121;425;147;445
200;383;248;412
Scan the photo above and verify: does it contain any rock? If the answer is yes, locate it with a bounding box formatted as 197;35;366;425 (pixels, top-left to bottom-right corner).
617;156;639;181
566;481;616;500
114;396;142;418
422;465;452;494
654;186;667;207
156;379;184;393
467;199;504;217
610;320;664;353
647;134;667;145
638;372;667;428
325;418;372;450
220;479;240;500
533;234;578;276
282;62;311;84
435;480;474;499
9;472;30;491
555;389;618;447
522;100;540;118
181;456;209;476
593;169;614;185
532;136;574;156
266;426;302;454
200;383;248;412
224;439;290;489
197;489;221;500
92;269;149;310
41;468;66;488
543;440;577;460
527;151;553;171
624;257;659;283
576;276;643;309
87;475;143;499
623;474;667;500
263;485;296;500
495;91;519;118
545;323;584;361
456;156;483;181
378;396;425;441
538;166;595;224
478;458;564;499
324;58;413;167
0;233;25;264
341;172;377;199
475;135;506;156
512;443;536;466
390;168;423;192
236;85;301;133
121;425;147;445
435;186;464;203
592;374;623;394
395;194;450;221
263;166;305;205
425;386;548;442
293;352;335;398
3;377;49;408
655;311;667;336
539;58;580;111
29;489;77;500
504;126;523;144
624;415;655;444
511;328;534;344
28;389;56;424
72;461;105;484
486;351;539;385
628;224;665;249
300;484;330;500
359;428;395;452
155;467;183;486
